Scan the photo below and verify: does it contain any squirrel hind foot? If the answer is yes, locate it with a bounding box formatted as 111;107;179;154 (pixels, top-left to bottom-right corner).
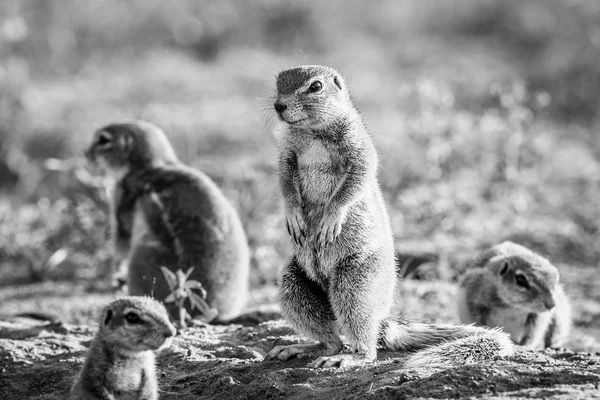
266;342;342;361
310;353;374;368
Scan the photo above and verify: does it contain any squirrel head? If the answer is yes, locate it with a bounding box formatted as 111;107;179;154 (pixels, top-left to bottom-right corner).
273;65;354;130
489;253;560;313
99;296;177;353
85;120;179;178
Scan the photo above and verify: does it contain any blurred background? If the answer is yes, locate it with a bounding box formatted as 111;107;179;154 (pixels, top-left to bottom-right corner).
0;0;599;346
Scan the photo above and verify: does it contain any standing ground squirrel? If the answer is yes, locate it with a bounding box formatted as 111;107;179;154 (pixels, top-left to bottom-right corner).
457;241;572;349
69;296;176;400
85;120;250;322
265;65;513;368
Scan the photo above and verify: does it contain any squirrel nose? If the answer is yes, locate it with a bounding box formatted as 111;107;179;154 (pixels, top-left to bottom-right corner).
544;297;555;310
164;327;177;338
84;147;94;161
274;102;287;113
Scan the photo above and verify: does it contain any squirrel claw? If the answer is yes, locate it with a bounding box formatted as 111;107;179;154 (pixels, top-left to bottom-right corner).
266;344;305;361
310;354;370;368
286;210;306;246
295;215;306;238
318;210;345;247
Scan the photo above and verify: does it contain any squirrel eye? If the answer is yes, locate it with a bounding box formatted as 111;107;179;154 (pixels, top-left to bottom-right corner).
125;312;141;324
515;274;530;289
308;81;323;93
96;132;112;146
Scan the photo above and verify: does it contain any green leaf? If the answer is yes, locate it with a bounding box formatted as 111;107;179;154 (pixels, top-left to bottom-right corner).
160;267;177;291
175;269;187;284
184;266;195;281
164;293;176;303
188;292;210;313
184;280;207;298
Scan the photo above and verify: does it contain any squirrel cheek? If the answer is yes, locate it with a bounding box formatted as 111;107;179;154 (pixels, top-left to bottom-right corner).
84;147;96;162
288;105;302;118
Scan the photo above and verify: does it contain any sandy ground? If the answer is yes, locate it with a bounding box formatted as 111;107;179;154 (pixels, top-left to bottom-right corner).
1;275;599;400
1;316;599;400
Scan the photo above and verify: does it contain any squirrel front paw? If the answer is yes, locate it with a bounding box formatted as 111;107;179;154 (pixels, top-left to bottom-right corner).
317;207;346;248
285;207;306;246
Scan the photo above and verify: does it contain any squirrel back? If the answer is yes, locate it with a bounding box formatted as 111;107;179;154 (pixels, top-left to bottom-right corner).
86;121;250;322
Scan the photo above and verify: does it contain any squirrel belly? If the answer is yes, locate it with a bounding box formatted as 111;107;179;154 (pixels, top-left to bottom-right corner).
85;121;250;322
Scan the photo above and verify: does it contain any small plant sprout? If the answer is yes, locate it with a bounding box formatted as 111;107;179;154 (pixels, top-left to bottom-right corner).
160;266;218;327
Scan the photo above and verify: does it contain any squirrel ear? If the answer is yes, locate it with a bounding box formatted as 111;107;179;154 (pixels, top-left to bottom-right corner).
333;76;342;90
103;309;113;325
499;262;509;276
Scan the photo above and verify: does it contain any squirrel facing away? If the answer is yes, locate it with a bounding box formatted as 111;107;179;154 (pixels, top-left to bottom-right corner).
457;241;571;349
265;65;513;368
69;296;177;400
85;120;250;322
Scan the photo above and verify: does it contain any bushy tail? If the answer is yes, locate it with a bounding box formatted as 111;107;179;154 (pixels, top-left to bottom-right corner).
380;319;514;368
